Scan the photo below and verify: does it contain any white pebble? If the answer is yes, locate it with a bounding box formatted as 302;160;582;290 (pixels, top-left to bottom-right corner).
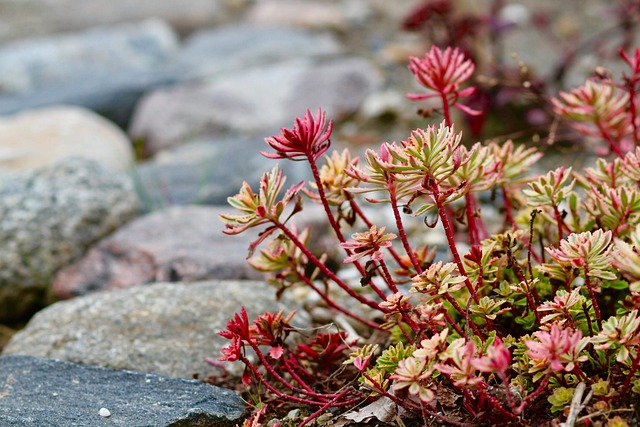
99;408;111;418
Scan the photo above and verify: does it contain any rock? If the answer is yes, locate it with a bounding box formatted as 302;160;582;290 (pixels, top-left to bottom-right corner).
246;1;347;30
0;19;179;126
133;137;311;208
0;157;138;322
0;106;135;172
0;0;227;44
130;56;382;154
172;24;342;81
52;205;266;298
0;355;245;427
0;19;177;94
3;281;307;379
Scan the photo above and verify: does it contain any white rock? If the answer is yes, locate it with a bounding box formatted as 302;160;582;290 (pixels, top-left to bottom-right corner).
0;106;134;172
99;408;111;418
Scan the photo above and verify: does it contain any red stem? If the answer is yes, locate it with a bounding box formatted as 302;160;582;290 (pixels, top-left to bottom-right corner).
240;356;336;406
298;388;356;427
350;198;404;266
433;186;480;304
276;223;383;311
596;122;624;157
502;186;518;230
619;344;640;397
389;185;423;273
440;92;453;127
465;193;481;246
298;273;382;330
516;375;550;414
584;266;603;330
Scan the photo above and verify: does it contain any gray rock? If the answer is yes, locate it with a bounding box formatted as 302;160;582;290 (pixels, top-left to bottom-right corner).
0;0;227;44
0;19;178;94
0;19;179;126
173;24;342;80
0;355;245;427
0;157;138;322
130;56;382;154
3;281;307;379
133;137;311;208
51;205;265;298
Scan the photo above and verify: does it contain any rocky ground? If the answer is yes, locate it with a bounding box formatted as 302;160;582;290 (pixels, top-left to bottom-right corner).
0;0;637;425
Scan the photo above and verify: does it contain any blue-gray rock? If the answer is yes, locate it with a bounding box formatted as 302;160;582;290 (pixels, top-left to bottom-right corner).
133;137;311;208
0;355;245;427
129;55;382;154
0;0;226;45
3;281;308;379
0;157;138;322
173;24;342;80
0;19;179;126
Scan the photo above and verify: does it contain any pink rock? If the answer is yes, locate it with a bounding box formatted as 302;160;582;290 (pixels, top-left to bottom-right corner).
52;205;263;299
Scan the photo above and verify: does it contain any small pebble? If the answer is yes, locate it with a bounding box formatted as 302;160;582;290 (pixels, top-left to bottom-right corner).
99;408;111;418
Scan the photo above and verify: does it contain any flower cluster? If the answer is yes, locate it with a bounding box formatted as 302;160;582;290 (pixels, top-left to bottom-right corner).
217;44;640;427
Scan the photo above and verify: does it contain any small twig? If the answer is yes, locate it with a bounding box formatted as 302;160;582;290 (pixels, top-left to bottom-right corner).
560;382;593;427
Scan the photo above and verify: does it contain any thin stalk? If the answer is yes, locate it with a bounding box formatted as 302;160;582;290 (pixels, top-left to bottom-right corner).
309;160;383;290
619;345;640;397
276;223;383;311
298;388;356;427
433;186;480;304
247;339;346;401
476;385;518;420
378;259;399;294
298;273;382;330
350;198;405;266
552;204;566;245
584;266;603;330
596;122;624;157
516;375;550;414
465;193;481;246
309;160;347;242
502;186;518;229
240;356;333;406
360;371;471;426
389;186;423;273
440;92;453;127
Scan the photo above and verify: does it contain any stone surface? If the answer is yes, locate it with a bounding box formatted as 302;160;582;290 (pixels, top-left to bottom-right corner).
3;281;307;379
0;19;178;94
0;355;245;427
0;157;138;322
0;0;225;43
0;105;135;172
172;24;342;81
133;137;311;208
246;1;347;30
52;205;265;298
130;56;382;154
0;19;179;126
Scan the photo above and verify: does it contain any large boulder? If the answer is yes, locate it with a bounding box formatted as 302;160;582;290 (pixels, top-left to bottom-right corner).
0;355;245;427
52;206;264;299
3;281;307;379
172;24;342;81
0;106;135;172
0;0;227;44
0;19;180;126
0;157;138;321
130;55;382;154
132;137;311;208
